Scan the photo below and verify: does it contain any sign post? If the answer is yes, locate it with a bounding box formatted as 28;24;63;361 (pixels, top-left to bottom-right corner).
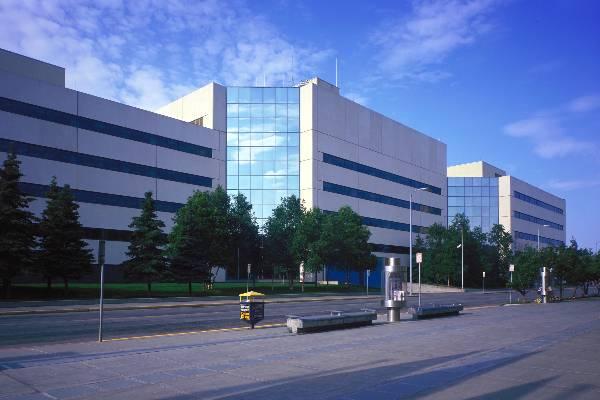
97;239;106;342
482;271;486;294
247;264;251;293
366;269;370;297
416;252;423;307
509;264;515;304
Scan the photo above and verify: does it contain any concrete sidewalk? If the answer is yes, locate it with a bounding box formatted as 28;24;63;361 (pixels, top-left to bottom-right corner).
1;298;599;399
0;293;381;316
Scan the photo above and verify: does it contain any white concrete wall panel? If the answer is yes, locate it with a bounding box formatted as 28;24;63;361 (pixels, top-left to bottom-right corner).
77;129;156;167
156;179;205;204
12;155;77;187
0;72;76;113
75;165;155;198
0;111;78;152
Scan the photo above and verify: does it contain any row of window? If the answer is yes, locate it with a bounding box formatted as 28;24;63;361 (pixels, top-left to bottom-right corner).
322;210;427;234
227;146;300;162
447;206;499;218
448;177;499;187
448;186;499;197
1;139;212;188
514;191;563;215
227;175;299;191
227;160;299;176
322;153;442;195
227;87;299;104
227;103;299;119
514;231;564;246
448;195;499;207
514;211;563;231
323;181;442;216
227;132;299;147
0;97;213;158
227;117;299;133
371;243;409;255
20;182;183;213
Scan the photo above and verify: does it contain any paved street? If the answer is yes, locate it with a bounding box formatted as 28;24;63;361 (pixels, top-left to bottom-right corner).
0;290;550;348
1;298;599;399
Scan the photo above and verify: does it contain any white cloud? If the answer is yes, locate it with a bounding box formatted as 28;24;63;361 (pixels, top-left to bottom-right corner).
369;0;498;82
546;178;600;191
0;0;332;110
503;96;598;159
567;95;600;113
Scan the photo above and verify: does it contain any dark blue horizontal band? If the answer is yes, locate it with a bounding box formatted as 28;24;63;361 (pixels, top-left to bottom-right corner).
514;210;563;231
370;243;409;254
514;231;564;247
1;139;212;188
0;96;212;158
0;139;212;188
514;191;563;215
361;215;427;234
322;153;442;195
323;210;427;234
19;182;184;213
323;181;441;216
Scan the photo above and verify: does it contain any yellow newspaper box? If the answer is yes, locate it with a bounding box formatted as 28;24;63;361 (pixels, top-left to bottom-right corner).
239;291;265;329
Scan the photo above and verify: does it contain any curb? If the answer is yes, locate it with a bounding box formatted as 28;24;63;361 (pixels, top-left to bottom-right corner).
0;295;382;316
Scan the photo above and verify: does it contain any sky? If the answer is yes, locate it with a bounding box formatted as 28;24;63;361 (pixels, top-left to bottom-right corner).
0;0;599;250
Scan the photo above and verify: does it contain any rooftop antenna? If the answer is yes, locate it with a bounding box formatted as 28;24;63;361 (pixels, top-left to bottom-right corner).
291;54;295;86
335;57;339;88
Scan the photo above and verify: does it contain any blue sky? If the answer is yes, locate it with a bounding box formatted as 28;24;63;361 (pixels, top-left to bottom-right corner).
0;0;598;249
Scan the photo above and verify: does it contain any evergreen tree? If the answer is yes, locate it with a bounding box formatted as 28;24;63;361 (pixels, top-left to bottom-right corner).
122;192;167;296
0;150;36;298
38;179;93;295
36;177;61;290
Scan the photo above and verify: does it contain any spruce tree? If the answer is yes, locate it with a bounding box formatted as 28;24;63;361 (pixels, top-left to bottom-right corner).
122;191;167;296
36;177;61;290
38;179;92;295
0;150;36;298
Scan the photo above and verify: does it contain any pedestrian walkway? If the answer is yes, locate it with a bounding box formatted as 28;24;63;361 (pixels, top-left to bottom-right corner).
1;298;599;399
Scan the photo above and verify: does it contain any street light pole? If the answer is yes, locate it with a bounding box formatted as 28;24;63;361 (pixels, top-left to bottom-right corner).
537;224;550;251
409;187;428;296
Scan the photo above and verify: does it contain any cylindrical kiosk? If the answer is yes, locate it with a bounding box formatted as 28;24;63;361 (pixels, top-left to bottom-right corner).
383;258;406;322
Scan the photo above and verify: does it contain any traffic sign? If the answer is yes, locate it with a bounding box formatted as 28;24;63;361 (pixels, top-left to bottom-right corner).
416;253;423;263
509;264;515;272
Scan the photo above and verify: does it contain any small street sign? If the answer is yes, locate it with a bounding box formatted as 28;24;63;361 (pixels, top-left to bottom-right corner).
416;253;423;263
483;271;486;278
509;264;515;272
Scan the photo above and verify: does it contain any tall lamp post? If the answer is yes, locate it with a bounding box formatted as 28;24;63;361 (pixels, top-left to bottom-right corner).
537;224;550;251
409;187;429;295
457;228;464;290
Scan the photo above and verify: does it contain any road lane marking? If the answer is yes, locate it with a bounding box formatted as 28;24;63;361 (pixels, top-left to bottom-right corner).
107;323;287;342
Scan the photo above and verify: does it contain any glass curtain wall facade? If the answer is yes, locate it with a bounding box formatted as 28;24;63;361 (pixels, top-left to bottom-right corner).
226;87;300;226
447;177;499;233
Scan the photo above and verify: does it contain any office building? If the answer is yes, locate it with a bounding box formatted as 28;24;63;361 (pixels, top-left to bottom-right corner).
0;48;225;272
160;78;447;285
447;161;566;250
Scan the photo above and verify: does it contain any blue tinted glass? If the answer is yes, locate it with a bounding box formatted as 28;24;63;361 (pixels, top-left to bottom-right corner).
464;178;473;186
288;88;299;103
227;104;238;116
263;88;276;103
227;118;238;132
227;176;237;189
238;88;251;103
227;161;238;175
276;88;287;103
263;104;276;117
490;178;499;186
250;104;263;117
448;177;464;186
238;104;250;118
472;178;482;187
238;118;250;132
227;87;238;103
227;132;238;146
250;88;262;103
288;118;299;132
287;133;299;146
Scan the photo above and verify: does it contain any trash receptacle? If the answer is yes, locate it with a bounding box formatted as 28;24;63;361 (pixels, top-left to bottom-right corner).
239;291;265;329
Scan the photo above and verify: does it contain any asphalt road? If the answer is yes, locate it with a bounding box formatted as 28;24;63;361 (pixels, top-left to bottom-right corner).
0;290;548;348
